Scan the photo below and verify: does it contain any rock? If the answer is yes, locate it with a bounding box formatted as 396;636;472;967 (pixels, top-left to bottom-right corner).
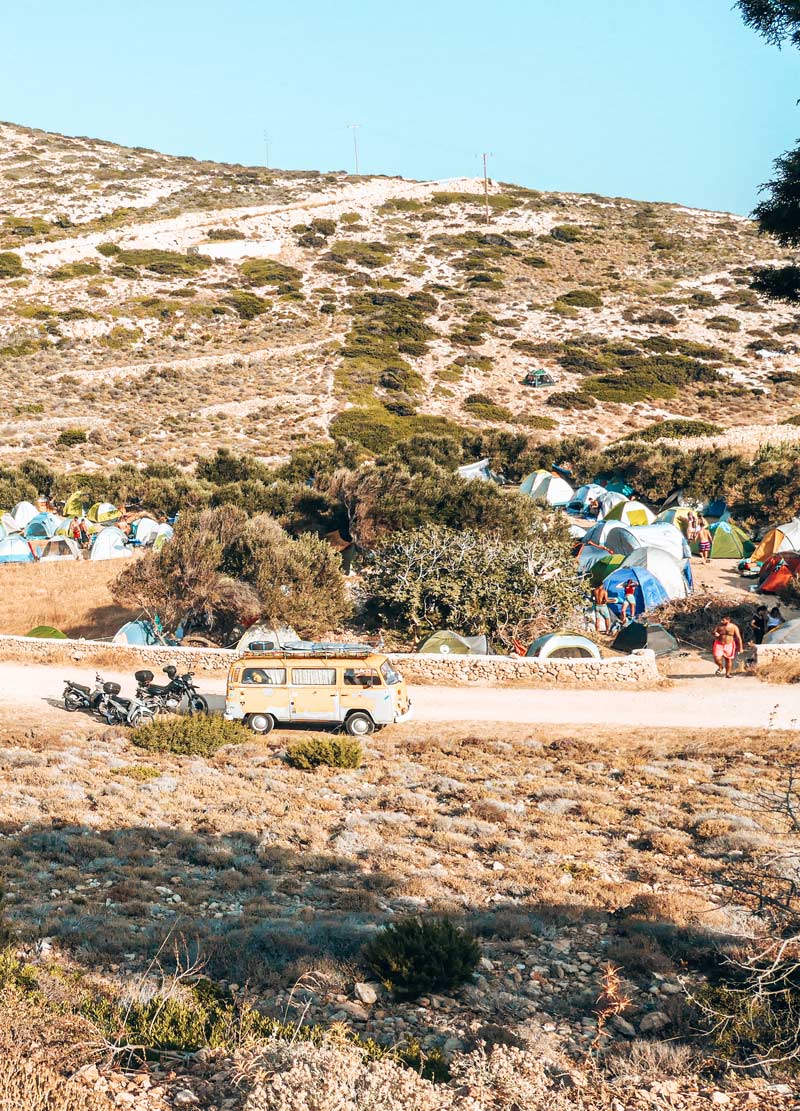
354;982;378;1005
710;1093;731;1106
173;1092;198;1107
610;1015;636;1037
478;957;494;972
638;1010;669;1034
340;1001;369;1021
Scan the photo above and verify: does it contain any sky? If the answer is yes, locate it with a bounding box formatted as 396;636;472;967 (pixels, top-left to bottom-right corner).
2;0;797;214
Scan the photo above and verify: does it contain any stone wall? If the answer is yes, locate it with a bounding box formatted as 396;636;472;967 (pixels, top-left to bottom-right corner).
0;634;661;688
754;643;800;665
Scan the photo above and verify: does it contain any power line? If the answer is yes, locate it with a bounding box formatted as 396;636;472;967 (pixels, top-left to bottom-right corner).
347;123;362;174
481;152;492;224
263;130;271;169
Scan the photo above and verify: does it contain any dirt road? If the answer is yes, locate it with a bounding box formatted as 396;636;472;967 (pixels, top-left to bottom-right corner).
1;662;797;732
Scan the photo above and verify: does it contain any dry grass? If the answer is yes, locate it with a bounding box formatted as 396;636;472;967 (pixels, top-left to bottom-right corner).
757;655;800;684
0;559;133;638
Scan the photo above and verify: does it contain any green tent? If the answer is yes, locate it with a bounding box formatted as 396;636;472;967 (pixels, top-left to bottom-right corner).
417;630;489;655
26;626;67;639
691;520;753;559
588;553;625;585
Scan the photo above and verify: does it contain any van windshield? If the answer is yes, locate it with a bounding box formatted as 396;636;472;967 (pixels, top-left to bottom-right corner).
380;661;402;686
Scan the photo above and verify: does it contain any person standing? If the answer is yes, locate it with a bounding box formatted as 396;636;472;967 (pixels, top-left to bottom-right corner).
591;582;613;634
620;578;637;625
697;519;712;565
712;616;743;678
750;605;769;645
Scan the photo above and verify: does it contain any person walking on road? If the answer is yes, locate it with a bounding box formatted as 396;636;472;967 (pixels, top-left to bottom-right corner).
712;616;743;678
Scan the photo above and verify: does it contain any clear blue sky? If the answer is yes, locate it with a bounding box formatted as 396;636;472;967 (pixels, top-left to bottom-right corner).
3;0;797;214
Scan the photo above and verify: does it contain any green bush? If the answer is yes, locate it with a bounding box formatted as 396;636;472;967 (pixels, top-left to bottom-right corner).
689;290;718;307
223;290;270;319
463;394;514;422
363;917;481;1000
328;240;393;269
96;242;120;257
0;251;23;278
240;258;302;295
207;227;245;240
782;414;800;426
114;248;213;277
56;428;88;447
559;289;603;309
131;715;246;757
550;224;583;242
110;764;160;782
546;390;596;410
285;735;363;770
706;314;741;333
696;977;800;1070
48;259;100;280
523;255;549;268
624;419;723;441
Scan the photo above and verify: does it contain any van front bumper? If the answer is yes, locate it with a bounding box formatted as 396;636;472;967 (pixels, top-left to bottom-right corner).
225;701;245;721
394;701;413;724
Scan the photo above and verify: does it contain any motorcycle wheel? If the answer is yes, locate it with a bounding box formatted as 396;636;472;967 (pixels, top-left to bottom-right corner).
63;692;82;712
104;710;120;726
188;695;209;716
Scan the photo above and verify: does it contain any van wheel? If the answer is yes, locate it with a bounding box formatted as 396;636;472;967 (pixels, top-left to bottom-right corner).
246;713;274;735
345;711;374;737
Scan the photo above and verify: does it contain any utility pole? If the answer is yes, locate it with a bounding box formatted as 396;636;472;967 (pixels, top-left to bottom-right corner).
348;124;361;175
263;130;271;170
482;152;491;225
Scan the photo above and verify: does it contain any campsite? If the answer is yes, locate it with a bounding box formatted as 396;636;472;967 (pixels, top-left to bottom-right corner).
3;2;800;1106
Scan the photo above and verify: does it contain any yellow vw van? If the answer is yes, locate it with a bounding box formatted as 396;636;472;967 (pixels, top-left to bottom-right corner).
224;643;412;736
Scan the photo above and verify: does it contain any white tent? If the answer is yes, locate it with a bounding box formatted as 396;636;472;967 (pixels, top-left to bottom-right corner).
568;483;607;514
35;536;82;562
1;513;18;535
597;491;627;518
153;523;174;550
457;458;501;483
582;521;639;556
628;522;690;562
763;619;800;645
621;547;689;601
132;517;159;545
604;499;657;527
520;470;574;506
12;501;38;530
90;526;131;561
0;535;34;563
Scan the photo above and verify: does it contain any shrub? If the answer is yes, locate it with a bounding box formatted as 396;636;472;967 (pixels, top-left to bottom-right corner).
463;394;514;422
100;324;142;348
706;314;741;333
546;390;596;410
328;240;392;269
110;764;160;782
56;428;88;447
240;258;302;294
523;255;549;268
223;290;269;319
48;259;100;280
783;414;800;426
95;241;120;257
207;227;245;240
627;308;678;326
559;289;603;309
0;251;23;278
689;290;718;307
550;224;583;242
131;714;245;757
114;248;212;276
624;419;723;441
363;917;481;1000
285;735;363;770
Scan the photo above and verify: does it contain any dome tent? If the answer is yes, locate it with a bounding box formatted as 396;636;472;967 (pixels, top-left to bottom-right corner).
603;566;670;616
612;622;678;657
87;502;121;524
603;499;656;527
588;553;625;585
33;536;82;561
63;491;90;519
130;517;159;546
621;547;690;601
113;619;164;646
153;523;174;550
763;619;800;645
526;633;601;660
567;483;607;515
581;522;639;556
519;470;574;506
417;630;489;655
758;552;800;595
90;526;130;561
597;490;627;518
751;518;800;563
24;512;63;539
697;520;753;560
629;523;690;562
26;625;67;639
656;506;695;534
1;512;18;535
0;536;34;563
12;501;38;530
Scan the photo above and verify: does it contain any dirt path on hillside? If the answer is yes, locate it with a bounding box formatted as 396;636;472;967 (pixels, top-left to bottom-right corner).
1;662;797;733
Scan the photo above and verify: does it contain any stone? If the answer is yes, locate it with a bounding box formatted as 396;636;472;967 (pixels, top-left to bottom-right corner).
173;1092;199;1107
340;1001;369;1021
354;982;378;1005
638;1010;669;1034
610;1015;636;1037
710;1093;730;1106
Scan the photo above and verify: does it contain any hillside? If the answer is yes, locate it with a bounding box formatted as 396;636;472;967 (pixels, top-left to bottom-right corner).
0;120;798;473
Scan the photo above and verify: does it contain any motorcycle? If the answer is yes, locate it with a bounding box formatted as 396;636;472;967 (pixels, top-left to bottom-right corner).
63;673;106;714
134;666;209;716
98;681;155;728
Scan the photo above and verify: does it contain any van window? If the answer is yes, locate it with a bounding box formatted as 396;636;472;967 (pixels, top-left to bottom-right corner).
343;667;381;687
242;667;286;685
291;668;336;686
380;661;402;685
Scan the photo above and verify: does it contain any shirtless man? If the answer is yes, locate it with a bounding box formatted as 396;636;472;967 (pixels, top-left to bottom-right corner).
712;616;743;678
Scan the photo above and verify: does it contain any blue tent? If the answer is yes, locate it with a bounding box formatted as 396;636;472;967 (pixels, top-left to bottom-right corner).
0;536;35;563
603;566;670;616
24;512;62;539
112;619;162;646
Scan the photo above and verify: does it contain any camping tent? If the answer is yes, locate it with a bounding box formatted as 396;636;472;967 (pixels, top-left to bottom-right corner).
604;499;656;527
87;502;121;524
12;501;38;530
90;526;130;561
581;521;640;556
657;506;695;535
751;518;800;563
629;523;690;562
589;553;625;585
621;547;690;601
457;458;502;483
32;536;82;562
578;541;614;573
153;523;174;551
24;512;63;539
696;520;752;560
113;619;164;646
520;470;575;506
612;622;679;657
597;490;627;518
26;625;67;639
763;619;800;645
0;536;34;563
63;491;90;519
567;483;607;515
758;552;800;595
603;566;670;615
526;633;601;660
1;513;18;535
130;517;159;546
417;630;489;655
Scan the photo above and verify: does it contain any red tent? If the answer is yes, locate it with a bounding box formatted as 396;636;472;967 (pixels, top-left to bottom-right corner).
758;551;800;594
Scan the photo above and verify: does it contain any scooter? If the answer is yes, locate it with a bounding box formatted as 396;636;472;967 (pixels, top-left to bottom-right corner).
97;681;155;728
134;667;209;715
63;673;106;714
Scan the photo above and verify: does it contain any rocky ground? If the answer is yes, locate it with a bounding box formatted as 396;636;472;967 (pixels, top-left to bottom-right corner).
0;121;798;472
0;716;798;1107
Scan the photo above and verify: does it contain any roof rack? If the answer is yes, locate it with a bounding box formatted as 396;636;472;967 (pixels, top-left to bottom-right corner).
241;641;375;659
